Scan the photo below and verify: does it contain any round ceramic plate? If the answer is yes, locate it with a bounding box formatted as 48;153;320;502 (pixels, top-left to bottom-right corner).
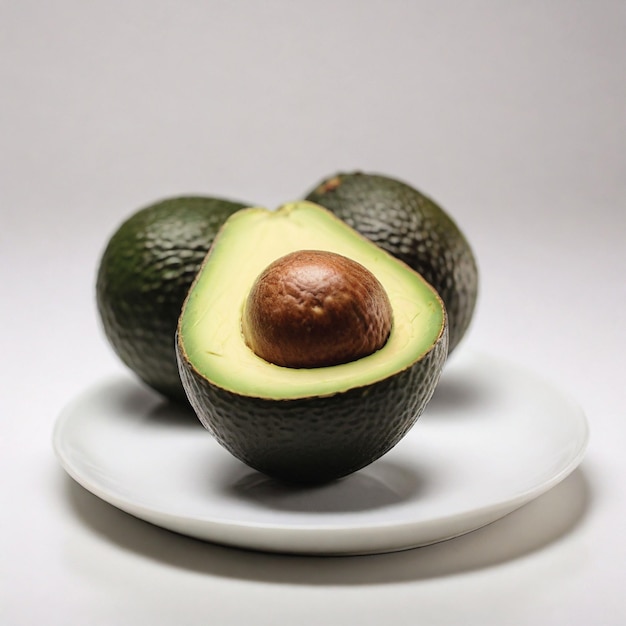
53;350;588;555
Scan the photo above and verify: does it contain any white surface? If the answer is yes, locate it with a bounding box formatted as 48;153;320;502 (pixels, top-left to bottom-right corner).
52;351;588;556
1;1;625;625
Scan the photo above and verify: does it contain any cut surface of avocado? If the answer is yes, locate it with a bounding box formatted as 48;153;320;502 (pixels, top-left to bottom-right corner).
178;201;446;400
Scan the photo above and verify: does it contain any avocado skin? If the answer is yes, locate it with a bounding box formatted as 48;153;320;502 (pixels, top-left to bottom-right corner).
96;196;249;402
305;172;478;353
176;326;448;484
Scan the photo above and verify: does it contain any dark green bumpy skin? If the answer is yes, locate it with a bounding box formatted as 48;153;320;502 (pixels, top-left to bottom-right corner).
305;172;478;353
176;325;448;484
96;196;249;402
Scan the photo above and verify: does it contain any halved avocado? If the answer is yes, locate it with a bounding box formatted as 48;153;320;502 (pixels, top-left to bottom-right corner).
176;201;448;484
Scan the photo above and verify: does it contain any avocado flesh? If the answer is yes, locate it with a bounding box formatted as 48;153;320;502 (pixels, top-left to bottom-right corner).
177;201;448;483
179;202;445;400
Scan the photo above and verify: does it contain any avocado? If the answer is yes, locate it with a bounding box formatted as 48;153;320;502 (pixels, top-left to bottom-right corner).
304;172;478;353
176;201;448;484
96;195;250;402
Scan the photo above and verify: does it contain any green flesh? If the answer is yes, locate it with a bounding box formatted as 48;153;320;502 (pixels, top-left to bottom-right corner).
178;201;446;400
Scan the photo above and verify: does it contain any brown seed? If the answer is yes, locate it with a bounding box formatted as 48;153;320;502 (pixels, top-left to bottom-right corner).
242;250;393;368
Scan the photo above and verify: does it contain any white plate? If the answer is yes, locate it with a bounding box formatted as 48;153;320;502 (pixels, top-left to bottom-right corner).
53;350;588;556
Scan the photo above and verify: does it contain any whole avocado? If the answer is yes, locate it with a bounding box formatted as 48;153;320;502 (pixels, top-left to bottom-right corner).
305;172;478;353
96;196;250;402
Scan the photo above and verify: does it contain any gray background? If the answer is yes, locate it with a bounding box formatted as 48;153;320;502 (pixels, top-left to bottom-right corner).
2;1;625;625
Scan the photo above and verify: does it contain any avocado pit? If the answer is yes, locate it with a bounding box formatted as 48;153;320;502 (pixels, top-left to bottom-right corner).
242;250;393;368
